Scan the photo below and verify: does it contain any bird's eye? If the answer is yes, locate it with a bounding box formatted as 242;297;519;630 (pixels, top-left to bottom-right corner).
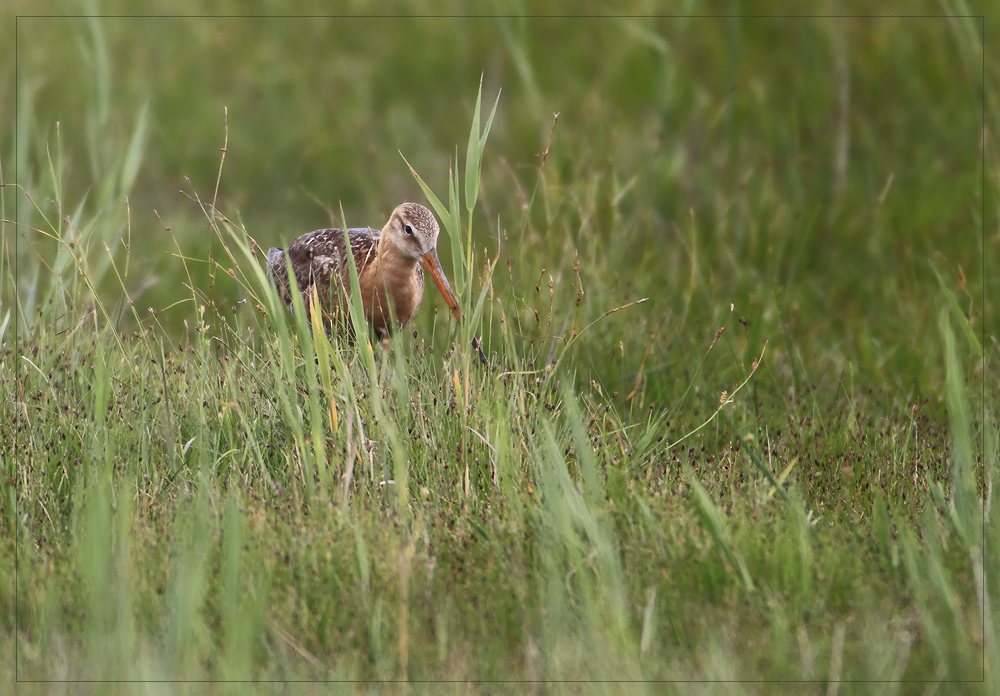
404;224;414;236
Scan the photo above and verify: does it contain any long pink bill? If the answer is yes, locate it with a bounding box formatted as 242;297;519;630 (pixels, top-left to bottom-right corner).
419;250;462;324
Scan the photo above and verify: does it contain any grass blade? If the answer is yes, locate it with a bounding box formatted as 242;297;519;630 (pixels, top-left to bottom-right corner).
464;73;484;211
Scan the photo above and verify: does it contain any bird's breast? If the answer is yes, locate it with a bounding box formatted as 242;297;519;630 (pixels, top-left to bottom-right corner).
363;262;424;334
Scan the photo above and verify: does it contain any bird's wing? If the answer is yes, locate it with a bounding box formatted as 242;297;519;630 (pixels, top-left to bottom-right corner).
269;227;380;312
346;228;379;283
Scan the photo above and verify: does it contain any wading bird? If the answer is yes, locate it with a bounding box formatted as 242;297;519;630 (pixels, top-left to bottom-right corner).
267;202;486;362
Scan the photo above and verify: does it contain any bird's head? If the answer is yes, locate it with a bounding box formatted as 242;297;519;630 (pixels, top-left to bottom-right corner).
383;202;440;259
382;202;461;323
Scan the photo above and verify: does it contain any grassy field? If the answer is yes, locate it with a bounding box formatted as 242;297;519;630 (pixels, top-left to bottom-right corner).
3;2;997;692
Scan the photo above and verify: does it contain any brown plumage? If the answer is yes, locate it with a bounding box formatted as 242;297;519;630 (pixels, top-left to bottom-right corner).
266;202;462;339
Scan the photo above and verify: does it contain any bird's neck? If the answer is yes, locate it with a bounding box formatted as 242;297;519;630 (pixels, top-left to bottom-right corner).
366;237;421;328
375;237;416;274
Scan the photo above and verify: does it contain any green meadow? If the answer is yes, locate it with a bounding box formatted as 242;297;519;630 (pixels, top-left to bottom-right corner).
2;3;997;692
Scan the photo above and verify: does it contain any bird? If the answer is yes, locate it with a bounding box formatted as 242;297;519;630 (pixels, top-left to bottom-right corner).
266;202;463;341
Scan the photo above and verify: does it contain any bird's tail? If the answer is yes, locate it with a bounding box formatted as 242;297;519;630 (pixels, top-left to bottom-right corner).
266;247;292;309
266;247;284;272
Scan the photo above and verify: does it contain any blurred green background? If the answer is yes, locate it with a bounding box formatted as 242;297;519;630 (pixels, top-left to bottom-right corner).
3;1;994;404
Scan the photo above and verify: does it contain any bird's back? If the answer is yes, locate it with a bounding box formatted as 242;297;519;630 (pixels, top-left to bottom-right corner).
267;227;379;317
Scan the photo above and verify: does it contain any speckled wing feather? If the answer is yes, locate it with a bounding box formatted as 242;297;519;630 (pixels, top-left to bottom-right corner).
267;227;380;326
